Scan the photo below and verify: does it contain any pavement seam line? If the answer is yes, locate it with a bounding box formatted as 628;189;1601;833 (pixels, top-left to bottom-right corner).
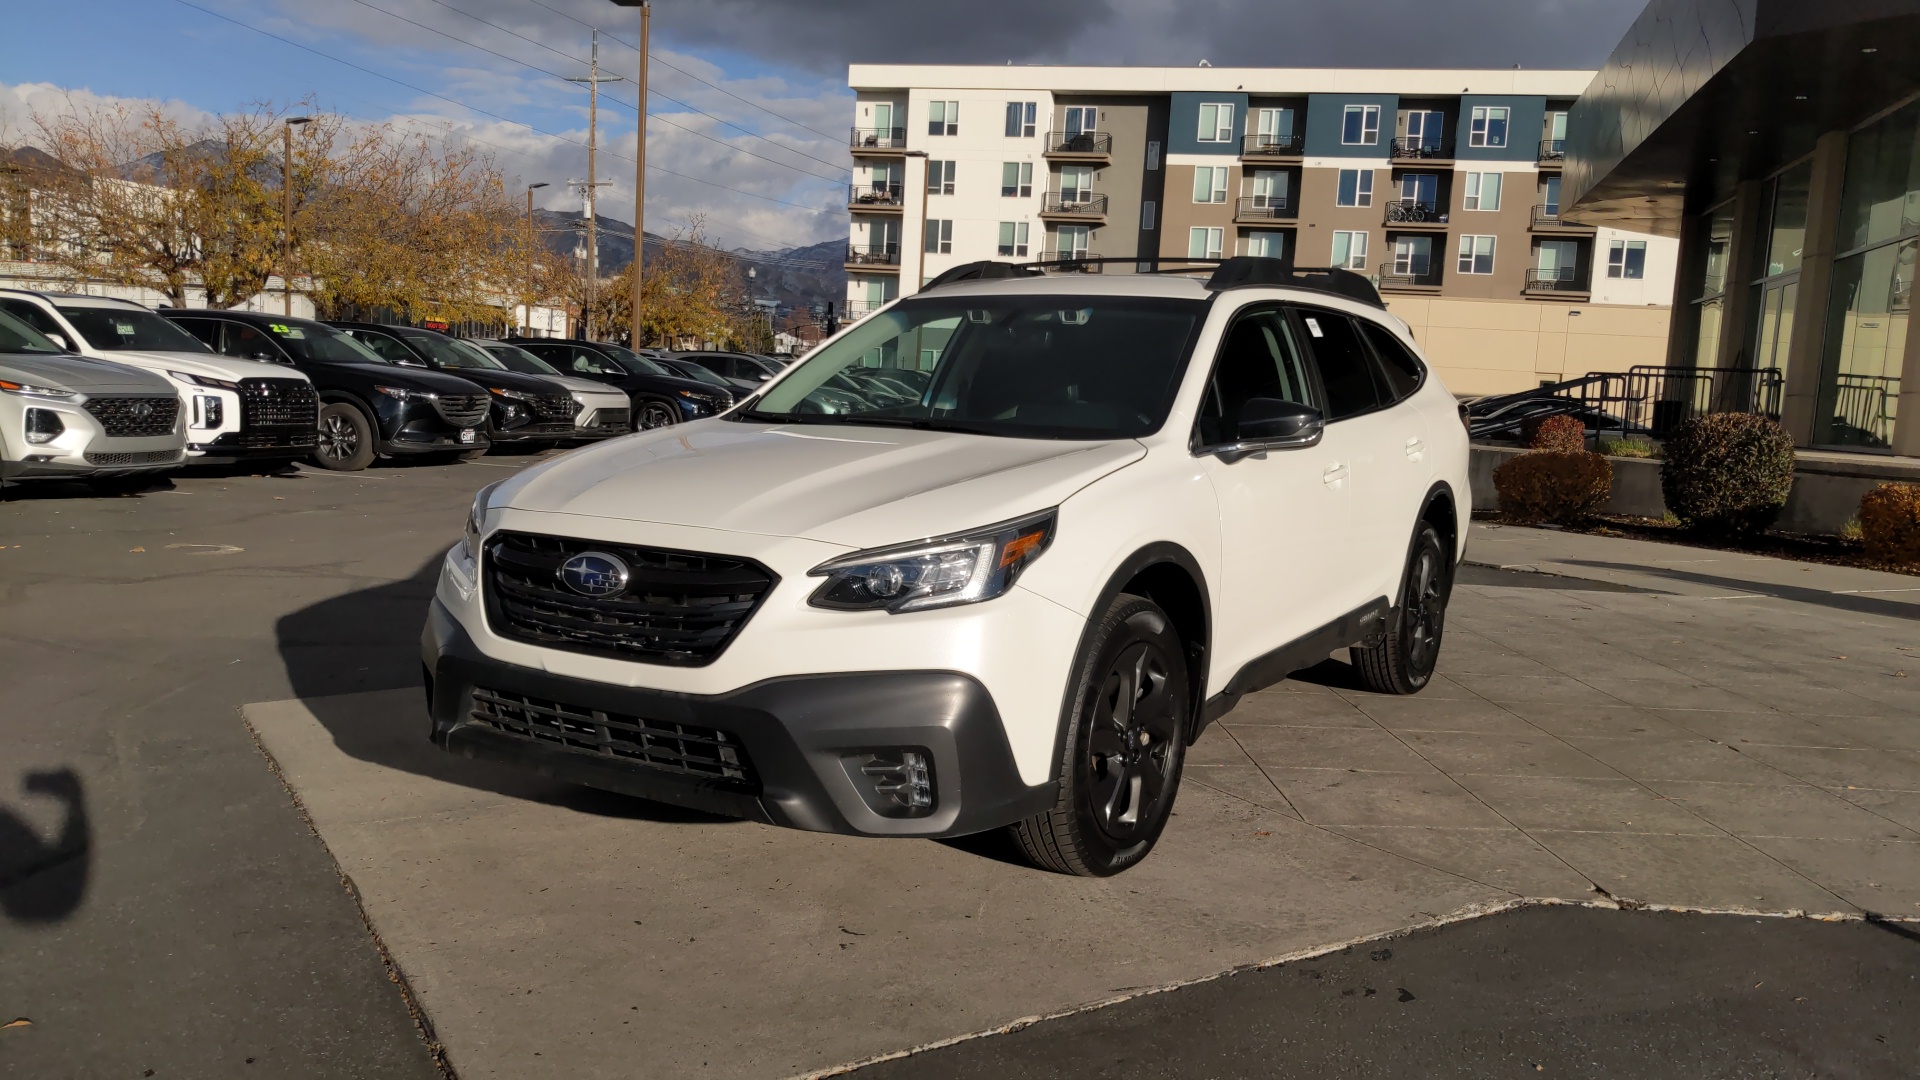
240;708;459;1080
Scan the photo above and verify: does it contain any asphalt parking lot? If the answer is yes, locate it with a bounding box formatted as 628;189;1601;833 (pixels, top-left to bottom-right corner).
3;457;1918;1079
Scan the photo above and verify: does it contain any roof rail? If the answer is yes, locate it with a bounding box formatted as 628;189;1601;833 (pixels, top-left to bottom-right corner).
1203;258;1384;308
919;260;1047;291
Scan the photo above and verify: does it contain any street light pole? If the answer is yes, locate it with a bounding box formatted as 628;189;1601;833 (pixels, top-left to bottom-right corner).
610;0;650;347
525;182;548;333
281;116;312;316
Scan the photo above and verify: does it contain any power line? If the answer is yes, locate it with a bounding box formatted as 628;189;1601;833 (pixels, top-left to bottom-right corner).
515;0;845;143
166;0;841;215
341;0;849;180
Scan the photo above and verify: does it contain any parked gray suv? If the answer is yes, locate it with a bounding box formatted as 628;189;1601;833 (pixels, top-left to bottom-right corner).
0;309;185;485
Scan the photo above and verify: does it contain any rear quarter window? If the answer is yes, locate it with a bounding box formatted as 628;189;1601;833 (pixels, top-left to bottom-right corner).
1360;321;1425;402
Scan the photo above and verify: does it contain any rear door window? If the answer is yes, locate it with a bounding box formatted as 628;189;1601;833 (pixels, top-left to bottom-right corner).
1359;321;1424;402
223;322;290;362
349;330;416;364
1292;308;1386;420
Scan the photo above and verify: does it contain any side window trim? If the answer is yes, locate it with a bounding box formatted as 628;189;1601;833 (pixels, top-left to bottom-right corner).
1189;301;1327;453
1287;305;1393;423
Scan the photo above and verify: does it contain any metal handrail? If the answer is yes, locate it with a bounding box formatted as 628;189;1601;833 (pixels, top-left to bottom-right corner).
1044;130;1112;154
1524;267;1584;292
1241;133;1304;155
1465;365;1788;440
1531;204;1590;229
845;244;901;266
1391;138;1451;159
849;126;908;150
1376;260;1440;287
1041;192;1108;215
1035;250;1102;272
1539;138;1568;162
847;183;902;207
1386;200;1440;223
1235;195;1294;218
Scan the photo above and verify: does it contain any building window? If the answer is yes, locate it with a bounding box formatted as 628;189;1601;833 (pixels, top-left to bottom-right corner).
1399;173;1438;212
1403;109;1444;151
1055;224;1091;257
1336;169;1374;208
1607;240;1647;279
1244;231;1286;260
928;100;958;136
1395;235;1433;276
1457;235;1496;274
1141;200;1157;231
1247;170;1289;209
1064;106;1097;135
926;160;955;195
1059;165;1096;203
1005;101;1037;138
1188;226;1225;259
1544;111;1569;156
1146;141;1161;170
1000;162;1033;198
1342;105;1381;146
1197;103;1234;143
925;219;953;254
1192;165;1229;204
997;221;1030;257
1331;230;1368;270
1469;106;1510;149
1537;239;1580;285
1252;107;1295;147
1462;172;1502;211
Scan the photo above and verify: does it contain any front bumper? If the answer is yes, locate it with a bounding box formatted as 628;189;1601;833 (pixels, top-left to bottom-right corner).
0;394;185;479
422;599;1054;837
487;419;577;443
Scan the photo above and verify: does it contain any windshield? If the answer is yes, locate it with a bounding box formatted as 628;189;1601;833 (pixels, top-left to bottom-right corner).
264;320;390;365
0;309;62;353
399;329;503;370
737;295;1204;439
666;361;731;389
58;306;212;353
478;342;561;376
592;341;671;376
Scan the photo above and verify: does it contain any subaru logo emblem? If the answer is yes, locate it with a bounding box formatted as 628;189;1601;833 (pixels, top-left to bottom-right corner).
558;551;629;598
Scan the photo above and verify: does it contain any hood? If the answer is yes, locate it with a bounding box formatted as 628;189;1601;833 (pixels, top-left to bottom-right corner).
501;420;1146;548
437;367;565;395
548;374;628;398
340;364;494;397
82;349;306;383
0;352;177;394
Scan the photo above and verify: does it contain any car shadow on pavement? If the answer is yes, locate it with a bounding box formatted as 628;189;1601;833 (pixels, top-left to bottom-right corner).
275;556;736;825
0;768;90;924
1565;559;1920;621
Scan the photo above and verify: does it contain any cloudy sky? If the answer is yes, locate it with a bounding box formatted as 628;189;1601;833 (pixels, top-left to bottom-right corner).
3;0;1648;252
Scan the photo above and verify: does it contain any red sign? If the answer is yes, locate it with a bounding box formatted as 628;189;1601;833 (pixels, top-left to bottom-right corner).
423;320;450;331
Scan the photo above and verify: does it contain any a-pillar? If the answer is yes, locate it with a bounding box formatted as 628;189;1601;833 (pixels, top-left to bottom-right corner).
1780;131;1851;446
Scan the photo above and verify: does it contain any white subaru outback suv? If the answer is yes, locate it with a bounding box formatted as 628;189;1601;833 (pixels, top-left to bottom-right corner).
425;258;1467;876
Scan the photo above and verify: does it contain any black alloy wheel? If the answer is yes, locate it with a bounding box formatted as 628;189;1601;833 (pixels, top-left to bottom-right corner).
1014;594;1190;877
1352;522;1450;695
635;400;678;430
312;402;375;472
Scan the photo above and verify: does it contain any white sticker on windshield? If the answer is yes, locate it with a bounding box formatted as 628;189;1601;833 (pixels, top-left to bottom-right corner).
1304;317;1325;338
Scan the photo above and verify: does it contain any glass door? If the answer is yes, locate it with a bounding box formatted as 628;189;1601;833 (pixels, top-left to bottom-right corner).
1057;225;1091;257
1546;112;1568;156
1249;170;1289;210
872;103;893;139
1542;176;1563;218
1059;166;1095;204
1393;235;1432;276
1400;173;1437;212
1405;111;1443;151
1254;108;1294;147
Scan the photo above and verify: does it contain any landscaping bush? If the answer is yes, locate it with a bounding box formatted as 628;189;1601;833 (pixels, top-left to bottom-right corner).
1660;413;1796;535
1529;414;1588;453
1858;482;1920;565
1494;450;1614;525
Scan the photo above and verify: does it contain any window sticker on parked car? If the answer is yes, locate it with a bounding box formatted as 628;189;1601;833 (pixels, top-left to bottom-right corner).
269;324;306;338
114;321;137;336
1304;317;1325;338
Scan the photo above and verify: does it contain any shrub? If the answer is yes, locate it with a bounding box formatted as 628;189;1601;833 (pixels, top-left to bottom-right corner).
1598;437;1661;459
1494;450;1614;525
1530;414;1588;453
1858;483;1920;565
1660;413;1796;535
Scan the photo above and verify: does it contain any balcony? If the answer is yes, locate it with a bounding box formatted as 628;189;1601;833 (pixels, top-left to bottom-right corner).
845;243;901;271
1530;204;1595;232
1390;138;1453;162
1044;130;1112;160
848;182;903;212
1040;192;1108;221
1376;260;1444;293
1384;200;1449;230
1035;250;1102;273
1538;139;1567;167
840;299;888;322
849;127;908;154
1524;267;1591;297
1241;133;1305;159
1234;195;1295;223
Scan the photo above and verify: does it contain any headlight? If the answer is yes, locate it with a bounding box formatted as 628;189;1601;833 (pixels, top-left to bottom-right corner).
167;370;241;391
808;509;1056;614
489;387;531;402
375;385;433;401
0;379;80;401
465;480;505;563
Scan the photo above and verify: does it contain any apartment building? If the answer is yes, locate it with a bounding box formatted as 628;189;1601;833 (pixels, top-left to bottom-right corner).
845;65;1679;396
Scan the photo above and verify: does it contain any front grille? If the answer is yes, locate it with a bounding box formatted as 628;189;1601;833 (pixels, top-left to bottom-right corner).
434;393;490;427
84;449;183;466
85;396;178;438
532;394;581;422
484;531;777;667
238;378;319;430
589;408;629;431
469;687;759;789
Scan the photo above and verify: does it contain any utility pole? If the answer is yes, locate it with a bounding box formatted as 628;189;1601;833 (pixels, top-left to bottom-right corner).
610;1;649;347
525;182;548;333
281;116;312;316
567;29;621;339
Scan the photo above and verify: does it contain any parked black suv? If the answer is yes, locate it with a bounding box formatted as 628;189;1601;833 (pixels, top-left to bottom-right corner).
670;351;782;385
330;323;579;448
160;310;493;471
504;337;731;429
655;356;757;395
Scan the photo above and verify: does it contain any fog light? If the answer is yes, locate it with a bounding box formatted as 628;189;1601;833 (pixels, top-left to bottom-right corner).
24;408;63;445
848;749;934;817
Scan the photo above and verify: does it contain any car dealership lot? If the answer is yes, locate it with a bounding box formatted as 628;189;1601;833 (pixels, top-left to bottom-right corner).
3;460;1918;1078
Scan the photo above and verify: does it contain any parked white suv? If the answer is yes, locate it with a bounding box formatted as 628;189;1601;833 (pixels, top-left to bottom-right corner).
1;309;186;484
0;292;320;465
424;260;1468;876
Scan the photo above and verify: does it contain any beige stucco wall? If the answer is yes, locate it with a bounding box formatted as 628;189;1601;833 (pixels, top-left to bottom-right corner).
1388;296;1672;397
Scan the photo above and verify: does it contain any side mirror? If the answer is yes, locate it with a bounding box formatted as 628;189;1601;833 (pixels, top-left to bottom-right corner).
395;357;428;368
1218;398;1324;460
46;331;71;351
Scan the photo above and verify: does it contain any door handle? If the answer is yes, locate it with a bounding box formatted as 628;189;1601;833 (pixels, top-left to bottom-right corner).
1323;462;1350;486
1405;436;1426;461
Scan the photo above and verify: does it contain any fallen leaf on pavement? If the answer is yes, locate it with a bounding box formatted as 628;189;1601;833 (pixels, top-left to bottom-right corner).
3;1018;29;1029
129;546;144;553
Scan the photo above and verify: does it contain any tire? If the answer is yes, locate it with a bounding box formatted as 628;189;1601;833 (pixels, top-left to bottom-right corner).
634;399;679;430
1012;594;1190;877
1351;522;1451;695
312;402;376;472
